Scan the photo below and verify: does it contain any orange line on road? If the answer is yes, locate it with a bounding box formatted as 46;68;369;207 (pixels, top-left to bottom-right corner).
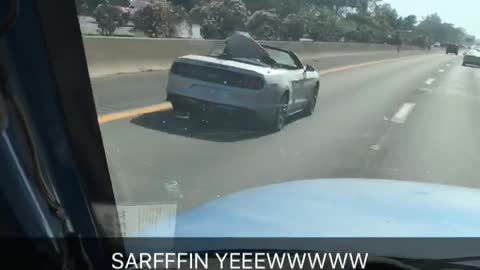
98;102;173;124
319;56;412;75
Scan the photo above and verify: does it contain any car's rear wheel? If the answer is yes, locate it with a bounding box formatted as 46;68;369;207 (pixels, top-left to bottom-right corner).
268;94;289;132
304;85;319;116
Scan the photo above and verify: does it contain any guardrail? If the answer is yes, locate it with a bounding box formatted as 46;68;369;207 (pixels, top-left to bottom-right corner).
83;36;420;78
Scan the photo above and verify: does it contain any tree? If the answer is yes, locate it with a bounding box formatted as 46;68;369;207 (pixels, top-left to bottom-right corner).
370;4;401;42
80;0;102;13
242;0;275;12
93;4;119;36
133;0;188;38
303;6;342;41
75;0;89;15
373;4;400;32
109;0;130;6
308;19;344;41
417;13;470;44
168;0;198;11
364;0;382;14
345;13;377;41
191;0;248;39
416;13;443;42
246;10;282;40
308;19;329;41
76;0;130;15
281;14;305;41
201;18;226;39
221;0;249;35
275;0;302;17
401;15;417;30
465;35;476;45
243;0;303;16
341;2;415;43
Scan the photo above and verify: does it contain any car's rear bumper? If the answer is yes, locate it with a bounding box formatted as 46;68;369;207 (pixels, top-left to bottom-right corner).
167;94;276;122
464;56;480;66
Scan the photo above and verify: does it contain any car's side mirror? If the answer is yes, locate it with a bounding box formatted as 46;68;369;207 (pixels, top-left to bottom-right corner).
305;65;315;72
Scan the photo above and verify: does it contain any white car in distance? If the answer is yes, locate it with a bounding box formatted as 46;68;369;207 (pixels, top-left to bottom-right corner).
166;33;320;131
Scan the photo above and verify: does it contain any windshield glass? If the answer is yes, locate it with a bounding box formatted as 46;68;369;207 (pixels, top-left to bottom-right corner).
263;47;299;69
75;0;480;240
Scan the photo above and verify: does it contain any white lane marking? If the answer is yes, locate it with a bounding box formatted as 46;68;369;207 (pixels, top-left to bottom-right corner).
425;78;436;85
391;103;416;124
370;145;380;151
418;88;433;92
438;69;445;73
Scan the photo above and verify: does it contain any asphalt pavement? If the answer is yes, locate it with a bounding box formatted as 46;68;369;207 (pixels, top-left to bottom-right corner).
95;50;480;212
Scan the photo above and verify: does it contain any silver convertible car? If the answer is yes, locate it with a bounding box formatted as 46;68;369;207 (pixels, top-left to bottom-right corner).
166;33;320;131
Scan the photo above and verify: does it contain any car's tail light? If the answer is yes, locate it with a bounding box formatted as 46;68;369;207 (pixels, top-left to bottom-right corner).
244;77;264;90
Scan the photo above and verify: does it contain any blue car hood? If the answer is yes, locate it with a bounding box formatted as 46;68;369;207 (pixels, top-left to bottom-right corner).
163;179;480;238
135;179;480;259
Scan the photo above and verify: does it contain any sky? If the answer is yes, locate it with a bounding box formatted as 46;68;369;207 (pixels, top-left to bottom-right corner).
382;0;480;38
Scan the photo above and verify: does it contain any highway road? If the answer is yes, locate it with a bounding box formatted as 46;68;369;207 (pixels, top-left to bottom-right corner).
92;50;424;115
93;50;480;212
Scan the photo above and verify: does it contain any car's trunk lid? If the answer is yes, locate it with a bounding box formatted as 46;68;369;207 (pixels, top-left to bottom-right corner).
171;59;266;90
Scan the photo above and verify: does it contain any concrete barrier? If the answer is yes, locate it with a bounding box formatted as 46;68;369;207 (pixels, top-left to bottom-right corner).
83;36;420;78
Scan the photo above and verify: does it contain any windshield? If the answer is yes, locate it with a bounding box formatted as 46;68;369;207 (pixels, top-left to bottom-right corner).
263;47;300;69
75;0;480;240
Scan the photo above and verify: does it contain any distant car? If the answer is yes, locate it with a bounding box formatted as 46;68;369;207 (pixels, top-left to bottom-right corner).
463;47;480;66
166;33;320;131
432;42;441;47
446;44;459;55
